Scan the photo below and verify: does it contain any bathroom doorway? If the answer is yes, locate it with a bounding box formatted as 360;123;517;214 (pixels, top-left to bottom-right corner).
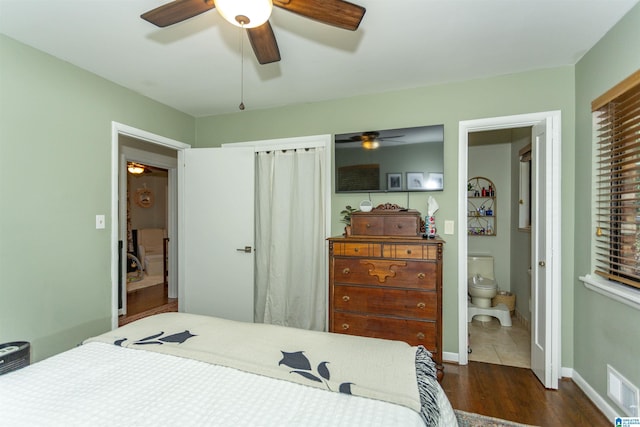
466;127;532;368
458;111;562;390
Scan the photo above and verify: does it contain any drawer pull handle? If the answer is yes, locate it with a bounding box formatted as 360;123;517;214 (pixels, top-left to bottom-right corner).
406;249;412;254
417;302;426;309
417;273;425;279
342;295;350;302
342;323;350;330
416;332;425;340
366;223;371;228
397;224;403;228
354;247;359;252
342;268;351;275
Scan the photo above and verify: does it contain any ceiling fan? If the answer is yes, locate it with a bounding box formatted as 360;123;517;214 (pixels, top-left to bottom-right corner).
127;162;167;176
141;0;366;65
336;131;405;150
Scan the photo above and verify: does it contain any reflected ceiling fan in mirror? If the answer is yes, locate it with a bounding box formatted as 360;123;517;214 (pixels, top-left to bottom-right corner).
141;0;366;65
335;131;405;150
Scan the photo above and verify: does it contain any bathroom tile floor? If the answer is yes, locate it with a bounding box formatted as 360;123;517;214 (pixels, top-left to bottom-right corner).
468;315;531;368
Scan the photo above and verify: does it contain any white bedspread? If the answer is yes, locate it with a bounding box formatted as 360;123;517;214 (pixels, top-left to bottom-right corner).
86;312;425;415
0;341;456;426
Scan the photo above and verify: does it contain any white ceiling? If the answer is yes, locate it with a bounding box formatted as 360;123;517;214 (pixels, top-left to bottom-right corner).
1;0;637;117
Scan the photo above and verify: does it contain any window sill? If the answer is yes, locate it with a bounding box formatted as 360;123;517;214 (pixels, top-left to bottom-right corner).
579;274;640;311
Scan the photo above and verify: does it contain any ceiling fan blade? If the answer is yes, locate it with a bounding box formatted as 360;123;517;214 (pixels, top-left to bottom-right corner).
141;0;215;28
273;0;365;31
247;22;281;65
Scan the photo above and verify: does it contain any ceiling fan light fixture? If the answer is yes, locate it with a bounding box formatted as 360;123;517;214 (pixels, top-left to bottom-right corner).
214;0;273;28
361;139;380;150
127;162;145;175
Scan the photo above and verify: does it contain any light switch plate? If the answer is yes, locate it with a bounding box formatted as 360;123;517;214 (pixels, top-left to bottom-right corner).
96;214;105;229
444;220;454;235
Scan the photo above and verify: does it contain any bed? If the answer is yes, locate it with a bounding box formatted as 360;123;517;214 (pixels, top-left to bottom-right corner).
0;312;458;426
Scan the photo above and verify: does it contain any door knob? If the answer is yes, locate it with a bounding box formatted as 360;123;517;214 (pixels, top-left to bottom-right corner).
538;261;546;267
236;246;252;253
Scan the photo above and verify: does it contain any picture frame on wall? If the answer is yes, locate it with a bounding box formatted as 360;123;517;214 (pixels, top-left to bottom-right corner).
426;173;444;190
406;172;425;190
387;173;402;191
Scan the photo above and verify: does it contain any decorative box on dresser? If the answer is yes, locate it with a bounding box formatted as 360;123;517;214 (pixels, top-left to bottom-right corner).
328;209;444;379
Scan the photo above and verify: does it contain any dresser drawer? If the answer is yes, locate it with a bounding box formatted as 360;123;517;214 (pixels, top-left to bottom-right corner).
333;258;436;290
383;215;420;236
333;285;437;319
351;215;384;236
331;241;382;257
382;243;438;260
332;312;437;349
351;211;421;237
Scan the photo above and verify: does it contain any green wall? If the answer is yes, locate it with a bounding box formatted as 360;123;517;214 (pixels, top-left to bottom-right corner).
195;66;577;359
574;3;640;412
0;34;195;361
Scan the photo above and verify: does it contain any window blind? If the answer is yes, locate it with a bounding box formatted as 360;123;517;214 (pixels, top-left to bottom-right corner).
592;69;640;289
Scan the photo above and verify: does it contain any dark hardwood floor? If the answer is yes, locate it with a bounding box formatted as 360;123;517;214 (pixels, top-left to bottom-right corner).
440;361;610;426
119;283;177;326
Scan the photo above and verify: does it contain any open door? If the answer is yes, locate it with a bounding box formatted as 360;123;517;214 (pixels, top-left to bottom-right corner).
180;147;255;322
530;120;558;389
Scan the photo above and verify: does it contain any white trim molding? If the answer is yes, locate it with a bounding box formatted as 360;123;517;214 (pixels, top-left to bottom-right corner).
443;352;459;364
580;274;640;311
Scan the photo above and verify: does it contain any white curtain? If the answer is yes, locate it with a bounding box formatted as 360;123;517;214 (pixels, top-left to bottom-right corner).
255;148;326;330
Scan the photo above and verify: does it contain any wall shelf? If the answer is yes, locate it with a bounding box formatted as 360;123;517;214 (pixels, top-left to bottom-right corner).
467;176;496;236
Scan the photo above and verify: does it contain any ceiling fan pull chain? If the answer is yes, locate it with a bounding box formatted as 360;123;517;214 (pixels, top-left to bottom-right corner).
239;24;245;111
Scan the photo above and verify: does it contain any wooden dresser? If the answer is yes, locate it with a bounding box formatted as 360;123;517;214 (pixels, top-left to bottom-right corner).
328;235;444;378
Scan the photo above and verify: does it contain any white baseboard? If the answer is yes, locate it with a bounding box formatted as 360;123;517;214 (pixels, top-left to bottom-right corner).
572;369;618;421
561;366;573;378
443;352;459;363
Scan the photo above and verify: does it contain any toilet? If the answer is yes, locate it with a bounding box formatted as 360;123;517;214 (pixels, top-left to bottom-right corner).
468;255;512;326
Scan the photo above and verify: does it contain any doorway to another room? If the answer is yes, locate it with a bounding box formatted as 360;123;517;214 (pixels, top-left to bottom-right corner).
117;133;181;326
120;161;175;326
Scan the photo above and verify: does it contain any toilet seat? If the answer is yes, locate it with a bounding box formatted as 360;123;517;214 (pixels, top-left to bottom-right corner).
469;280;497;290
467;276;497;290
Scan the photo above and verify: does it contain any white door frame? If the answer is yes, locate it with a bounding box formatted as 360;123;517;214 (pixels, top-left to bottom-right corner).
457;111;561;387
110;122;190;329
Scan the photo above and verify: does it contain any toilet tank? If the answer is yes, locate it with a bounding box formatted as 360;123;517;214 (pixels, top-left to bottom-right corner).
468;256;495;279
